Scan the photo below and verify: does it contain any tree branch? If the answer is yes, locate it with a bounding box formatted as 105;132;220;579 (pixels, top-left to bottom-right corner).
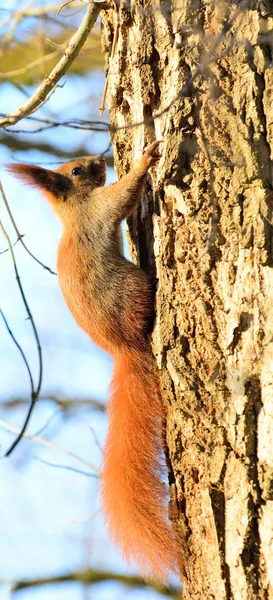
0;3;101;129
11;569;181;598
0;186;43;456
1;182;56;275
1;395;105;412
0;133;114;166
0;417;100;474
0;49;61;80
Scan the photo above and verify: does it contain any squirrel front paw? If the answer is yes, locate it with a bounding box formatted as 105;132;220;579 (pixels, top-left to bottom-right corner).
143;141;162;168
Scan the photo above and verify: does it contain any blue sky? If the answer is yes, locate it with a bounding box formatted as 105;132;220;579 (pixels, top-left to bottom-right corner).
0;68;123;599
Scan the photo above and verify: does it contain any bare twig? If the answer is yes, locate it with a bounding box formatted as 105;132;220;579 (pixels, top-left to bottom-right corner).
0;49;60;80
32;455;98;478
0;3;101;129
11;568;180;597
71;508;100;524
1;395;105;412
1;115;110;134
89;424;103;453
0;308;34;394
1;6;248;139
0;2;84;36
0;183;43;456
0;181;56;275
0;130;113;159
0;1;247;130
57;0;79;15
0;235;23;255
0;417;100;474
34;407;63;436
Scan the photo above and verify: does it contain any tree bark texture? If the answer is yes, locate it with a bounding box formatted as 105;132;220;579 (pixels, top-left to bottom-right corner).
101;1;273;598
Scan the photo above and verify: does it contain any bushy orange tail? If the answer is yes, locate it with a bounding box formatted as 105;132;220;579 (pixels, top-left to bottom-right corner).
101;349;179;582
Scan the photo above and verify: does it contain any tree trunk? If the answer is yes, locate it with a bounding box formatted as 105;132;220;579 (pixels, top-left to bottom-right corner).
101;1;273;597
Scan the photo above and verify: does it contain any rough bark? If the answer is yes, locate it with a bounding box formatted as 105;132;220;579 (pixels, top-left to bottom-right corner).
102;1;273;598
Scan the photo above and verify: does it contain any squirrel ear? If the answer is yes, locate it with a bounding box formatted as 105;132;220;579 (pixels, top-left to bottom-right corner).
6;163;71;197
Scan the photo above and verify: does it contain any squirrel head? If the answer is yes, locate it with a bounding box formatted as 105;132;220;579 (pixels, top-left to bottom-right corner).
7;156;106;221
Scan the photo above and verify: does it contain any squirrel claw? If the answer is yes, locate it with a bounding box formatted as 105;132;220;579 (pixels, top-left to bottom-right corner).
144;141;162;167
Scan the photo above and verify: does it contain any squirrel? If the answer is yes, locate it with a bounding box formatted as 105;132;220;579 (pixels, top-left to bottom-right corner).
8;141;179;582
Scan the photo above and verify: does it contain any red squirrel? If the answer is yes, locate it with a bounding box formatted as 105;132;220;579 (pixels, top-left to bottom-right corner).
8;141;179;582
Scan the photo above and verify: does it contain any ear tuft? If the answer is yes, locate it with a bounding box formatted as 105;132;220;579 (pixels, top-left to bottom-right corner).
6;163;71;197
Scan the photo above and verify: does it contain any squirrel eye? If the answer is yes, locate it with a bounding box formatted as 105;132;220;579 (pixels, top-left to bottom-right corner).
71;166;83;176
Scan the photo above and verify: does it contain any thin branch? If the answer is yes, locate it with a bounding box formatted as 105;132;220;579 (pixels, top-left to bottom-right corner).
0;3;83;44
11;569;180;598
34;407;63;437
2;0;248;134
0;307;34;394
71;508;100;524
1;395;105;412
0;2;83;25
0;49;60;80
0;183;43;456
0;2;246;130
0;417;100;474
0;131;107;159
32;455;98;478
2;117;110;134
89;424;103;453
0;3;101;128
0;234;23;255
0;181;56;275
0;113;110;134
57;0;82;15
